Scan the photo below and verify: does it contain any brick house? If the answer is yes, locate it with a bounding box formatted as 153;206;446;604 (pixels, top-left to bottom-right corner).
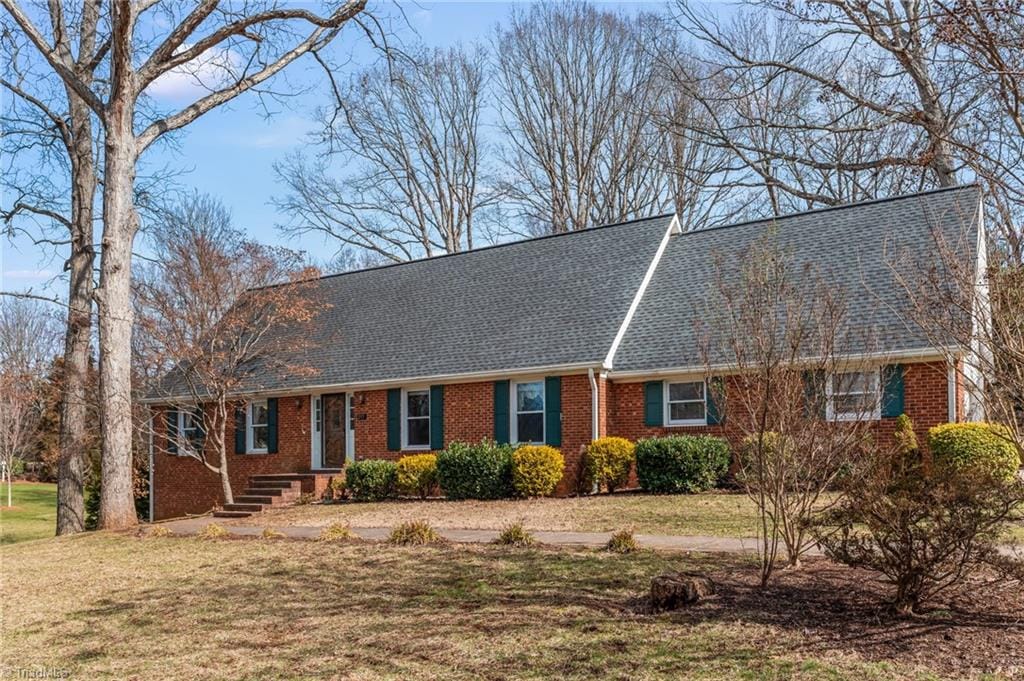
146;185;987;520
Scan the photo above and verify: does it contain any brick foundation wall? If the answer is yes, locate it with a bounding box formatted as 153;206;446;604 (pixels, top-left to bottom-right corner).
152;360;956;517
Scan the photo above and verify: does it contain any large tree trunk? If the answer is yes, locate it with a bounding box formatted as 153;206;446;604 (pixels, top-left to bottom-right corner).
56;86;97;536
97;3;141;529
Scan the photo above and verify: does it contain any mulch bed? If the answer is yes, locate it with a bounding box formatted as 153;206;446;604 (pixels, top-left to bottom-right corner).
655;557;1024;677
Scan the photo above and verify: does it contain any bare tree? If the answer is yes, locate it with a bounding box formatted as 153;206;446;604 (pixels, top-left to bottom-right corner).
1;1;103;534
276;45;493;263
135;193;322;506
1;0;368;528
701;236;881;584
0;298;60;506
494;2;670;235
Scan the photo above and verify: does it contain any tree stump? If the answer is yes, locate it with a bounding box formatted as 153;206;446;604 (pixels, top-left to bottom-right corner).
650;572;716;611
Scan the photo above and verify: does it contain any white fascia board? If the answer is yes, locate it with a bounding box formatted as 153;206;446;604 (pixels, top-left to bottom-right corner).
606;347;956;382
141;361;601;405
601;213;679;371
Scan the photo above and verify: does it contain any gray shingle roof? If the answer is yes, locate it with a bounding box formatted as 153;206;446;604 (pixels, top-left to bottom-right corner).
611;185;981;373
155;213;675;397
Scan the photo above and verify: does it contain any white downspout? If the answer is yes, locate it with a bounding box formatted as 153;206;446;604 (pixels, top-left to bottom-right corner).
148;405;154;522
588;367;599;442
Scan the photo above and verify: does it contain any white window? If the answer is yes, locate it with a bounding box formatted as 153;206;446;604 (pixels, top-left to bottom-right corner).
827;370;880;421
247;399;269;453
178;408;204;453
403;388;430;450
511;380;545;444
665;380;707;426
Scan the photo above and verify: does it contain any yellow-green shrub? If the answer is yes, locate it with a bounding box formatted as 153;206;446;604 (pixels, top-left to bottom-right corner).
606;529;639;554
396;453;439;499
511;445;564;497
928;423;1021;482
583;436;635;493
494;522;537;547
318;523;355;542
389;520;443;545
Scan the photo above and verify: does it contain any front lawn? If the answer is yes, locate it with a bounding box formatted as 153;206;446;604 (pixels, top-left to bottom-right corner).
227;492;764;537
0;482;56;544
4;532;1020;679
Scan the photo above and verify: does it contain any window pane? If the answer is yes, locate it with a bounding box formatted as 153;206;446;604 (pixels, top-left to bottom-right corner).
252;426;268;450
668;381;703;401
407;391;430;418
517;413;544;443
834;372;872;394
252;402;268;426
670;402;706;422
408;418;430;447
516;382;544;412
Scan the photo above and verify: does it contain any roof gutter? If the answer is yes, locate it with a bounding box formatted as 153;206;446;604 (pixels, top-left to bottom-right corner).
140;360;601;405
606;346;958;382
601;214;680;372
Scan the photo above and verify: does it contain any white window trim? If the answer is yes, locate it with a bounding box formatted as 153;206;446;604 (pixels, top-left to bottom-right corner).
176;408;203;455
247;399;269;454
510;379;546;444
664;379;708;427
826;369;882;422
401;387;431;451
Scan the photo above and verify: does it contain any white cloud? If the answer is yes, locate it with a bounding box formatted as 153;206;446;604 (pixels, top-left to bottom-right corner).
146;44;239;100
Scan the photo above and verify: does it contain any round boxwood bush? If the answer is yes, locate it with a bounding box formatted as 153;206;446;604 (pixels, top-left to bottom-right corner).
582;436;635;493
512;445;564;497
396;453;438;499
635;435;730;493
436;439;514;500
344;459;398;501
928;422;1021;482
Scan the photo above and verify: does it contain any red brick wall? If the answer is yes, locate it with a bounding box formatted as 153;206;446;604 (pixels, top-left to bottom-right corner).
152;360;955;516
152;396;313;520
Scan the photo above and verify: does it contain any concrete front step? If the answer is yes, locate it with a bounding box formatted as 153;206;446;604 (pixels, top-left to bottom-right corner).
222;503;264;513
241;486;294;497
248;480;299;490
212;509;253;518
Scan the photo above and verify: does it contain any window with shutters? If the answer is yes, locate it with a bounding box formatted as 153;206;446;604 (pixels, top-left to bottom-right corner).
247;400;269;453
827;370;880;421
402;388;430;450
665;380;707;426
511;380;544;444
178;408;205;454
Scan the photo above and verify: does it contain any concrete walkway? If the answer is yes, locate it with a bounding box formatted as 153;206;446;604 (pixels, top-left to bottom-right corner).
161;515;776;553
159;515;1024;558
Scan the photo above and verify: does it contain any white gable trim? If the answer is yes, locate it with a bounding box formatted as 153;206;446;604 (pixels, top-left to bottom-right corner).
602;213;680;371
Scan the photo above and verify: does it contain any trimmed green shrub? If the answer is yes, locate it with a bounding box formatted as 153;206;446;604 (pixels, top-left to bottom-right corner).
606;529;639;554
344;459;397;501
389;520;443;545
396;453;438;499
582;436;635;493
928;423;1021;482
512;445;564;497
436;439;514;500
636;435;730;493
495;522;537;547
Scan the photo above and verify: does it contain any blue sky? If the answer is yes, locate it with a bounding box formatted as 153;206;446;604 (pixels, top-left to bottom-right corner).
1;1;669;298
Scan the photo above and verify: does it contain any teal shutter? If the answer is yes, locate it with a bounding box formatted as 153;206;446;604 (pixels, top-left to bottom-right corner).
234;404;246;454
387;388;401;451
267;398;279;453
644;381;663;427
881;364;905;418
430;385;444;450
706;378;724;425
544;376;562;447
166;408;178;454
493;380;510;444
803;371;827;418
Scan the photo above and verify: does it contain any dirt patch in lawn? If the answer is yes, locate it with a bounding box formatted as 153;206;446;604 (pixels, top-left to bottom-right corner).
660;557;1024;678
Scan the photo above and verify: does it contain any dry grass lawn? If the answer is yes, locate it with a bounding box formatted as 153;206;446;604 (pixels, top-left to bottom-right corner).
232;492;764;537
3;532;1020;680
